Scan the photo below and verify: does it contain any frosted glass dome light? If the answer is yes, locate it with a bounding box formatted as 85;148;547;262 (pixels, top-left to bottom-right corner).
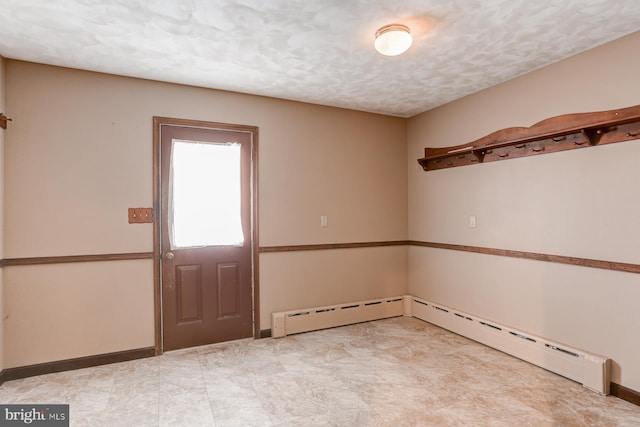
374;24;412;56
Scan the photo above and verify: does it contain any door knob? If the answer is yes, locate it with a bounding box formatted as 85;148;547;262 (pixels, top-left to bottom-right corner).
165;252;175;260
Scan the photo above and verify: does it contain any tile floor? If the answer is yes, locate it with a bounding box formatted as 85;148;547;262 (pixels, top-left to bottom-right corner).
1;317;639;426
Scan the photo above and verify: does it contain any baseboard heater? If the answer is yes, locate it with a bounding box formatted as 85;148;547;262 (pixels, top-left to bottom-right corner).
271;296;405;338
409;296;610;395
271;295;610;395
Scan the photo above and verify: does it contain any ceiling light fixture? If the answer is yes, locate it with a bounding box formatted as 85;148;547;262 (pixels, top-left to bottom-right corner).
374;24;413;56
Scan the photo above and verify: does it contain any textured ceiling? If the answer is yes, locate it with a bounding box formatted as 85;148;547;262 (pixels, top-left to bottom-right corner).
0;1;639;117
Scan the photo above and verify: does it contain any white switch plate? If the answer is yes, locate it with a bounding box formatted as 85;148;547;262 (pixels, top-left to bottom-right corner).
469;215;477;228
321;215;328;227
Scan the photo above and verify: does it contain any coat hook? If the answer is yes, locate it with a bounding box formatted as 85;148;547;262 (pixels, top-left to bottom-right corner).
626;131;639;138
0;113;12;130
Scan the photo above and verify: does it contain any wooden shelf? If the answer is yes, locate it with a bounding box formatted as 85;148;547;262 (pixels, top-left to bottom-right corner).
418;105;640;171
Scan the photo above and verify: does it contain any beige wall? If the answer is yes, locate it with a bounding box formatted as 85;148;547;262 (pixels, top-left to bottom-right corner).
407;30;640;391
0;56;5;372
261;246;407;318
3;61;408;367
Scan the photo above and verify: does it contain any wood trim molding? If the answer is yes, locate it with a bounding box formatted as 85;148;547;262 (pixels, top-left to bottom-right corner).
153;116;162;356
409;241;640;275
259;329;272;339
611;382;640;407
259;240;409;253
2;241;636;276
260;239;639;274
0;347;155;385
252;127;262;341
1;252;154;267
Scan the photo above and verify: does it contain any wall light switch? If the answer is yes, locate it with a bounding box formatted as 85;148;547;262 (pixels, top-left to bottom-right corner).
469;215;477;228
129;207;153;224
320;215;328;227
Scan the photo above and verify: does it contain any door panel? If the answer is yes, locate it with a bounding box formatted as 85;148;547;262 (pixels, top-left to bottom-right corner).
160;124;254;351
175;264;202;323
217;263;240;318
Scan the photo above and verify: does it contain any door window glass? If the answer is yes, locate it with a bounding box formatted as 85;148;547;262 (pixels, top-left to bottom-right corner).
169;139;244;248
